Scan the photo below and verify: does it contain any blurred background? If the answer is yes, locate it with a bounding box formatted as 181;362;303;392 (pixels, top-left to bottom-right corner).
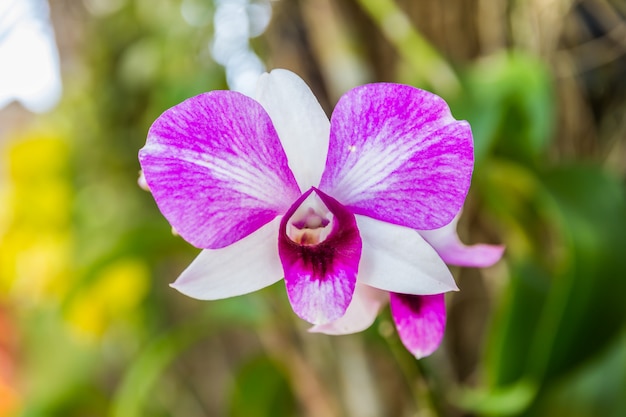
0;0;625;416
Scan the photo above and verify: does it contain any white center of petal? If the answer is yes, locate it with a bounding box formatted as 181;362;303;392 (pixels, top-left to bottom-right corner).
286;191;334;246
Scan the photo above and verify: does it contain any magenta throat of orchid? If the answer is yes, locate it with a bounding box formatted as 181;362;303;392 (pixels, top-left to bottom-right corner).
285;192;334;246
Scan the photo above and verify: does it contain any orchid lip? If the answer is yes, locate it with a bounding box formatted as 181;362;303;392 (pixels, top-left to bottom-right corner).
278;187;362;324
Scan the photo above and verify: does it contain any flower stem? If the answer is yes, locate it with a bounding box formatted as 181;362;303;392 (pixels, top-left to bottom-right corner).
383;324;446;417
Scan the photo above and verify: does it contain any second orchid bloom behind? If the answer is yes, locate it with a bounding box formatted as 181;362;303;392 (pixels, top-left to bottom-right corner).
138;69;503;358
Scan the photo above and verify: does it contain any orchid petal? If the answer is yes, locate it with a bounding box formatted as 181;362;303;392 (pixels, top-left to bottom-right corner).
320;84;473;230
390;293;446;359
279;188;362;325
356;215;458;295
255;69;330;191
139;91;300;249
171;217;283;299
309;284;388;335
419;214;504;267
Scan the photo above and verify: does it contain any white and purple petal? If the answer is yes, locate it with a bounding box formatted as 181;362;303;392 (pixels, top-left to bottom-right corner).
309;283;388;335
139;91;301;249
279;188;362;324
418;214;504;268
390;293;446;359
320;84;473;230
171;217;284;299
255;69;331;191
356;215;458;295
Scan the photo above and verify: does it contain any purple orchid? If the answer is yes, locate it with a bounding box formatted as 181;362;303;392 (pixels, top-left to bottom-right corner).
139;69;503;358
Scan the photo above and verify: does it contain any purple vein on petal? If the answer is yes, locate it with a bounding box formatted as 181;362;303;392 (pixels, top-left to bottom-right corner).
320;83;474;231
139;91;301;249
279;188;362;325
390;293;446;359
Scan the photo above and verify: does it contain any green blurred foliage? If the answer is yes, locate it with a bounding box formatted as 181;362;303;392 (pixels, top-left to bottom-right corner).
455;52;555;166
0;0;624;416
228;356;297;417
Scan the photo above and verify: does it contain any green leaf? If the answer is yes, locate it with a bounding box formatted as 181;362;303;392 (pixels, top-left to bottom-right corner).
485;261;551;387
530;332;626;417
456;51;554;164
455;380;537;416
478;165;626;415
529;166;626;381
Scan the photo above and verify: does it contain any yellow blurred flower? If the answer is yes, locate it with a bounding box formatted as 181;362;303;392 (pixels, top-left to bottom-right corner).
0;133;72;300
65;258;150;340
1;131;151;346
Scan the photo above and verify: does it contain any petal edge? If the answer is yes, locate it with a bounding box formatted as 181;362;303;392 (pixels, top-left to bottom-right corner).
309;284;388;335
356;216;458;295
256;69;330;191
171;217;284;299
419;214;504;268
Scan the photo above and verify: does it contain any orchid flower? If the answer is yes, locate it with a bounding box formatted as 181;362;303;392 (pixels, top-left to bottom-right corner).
139;69;503;358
